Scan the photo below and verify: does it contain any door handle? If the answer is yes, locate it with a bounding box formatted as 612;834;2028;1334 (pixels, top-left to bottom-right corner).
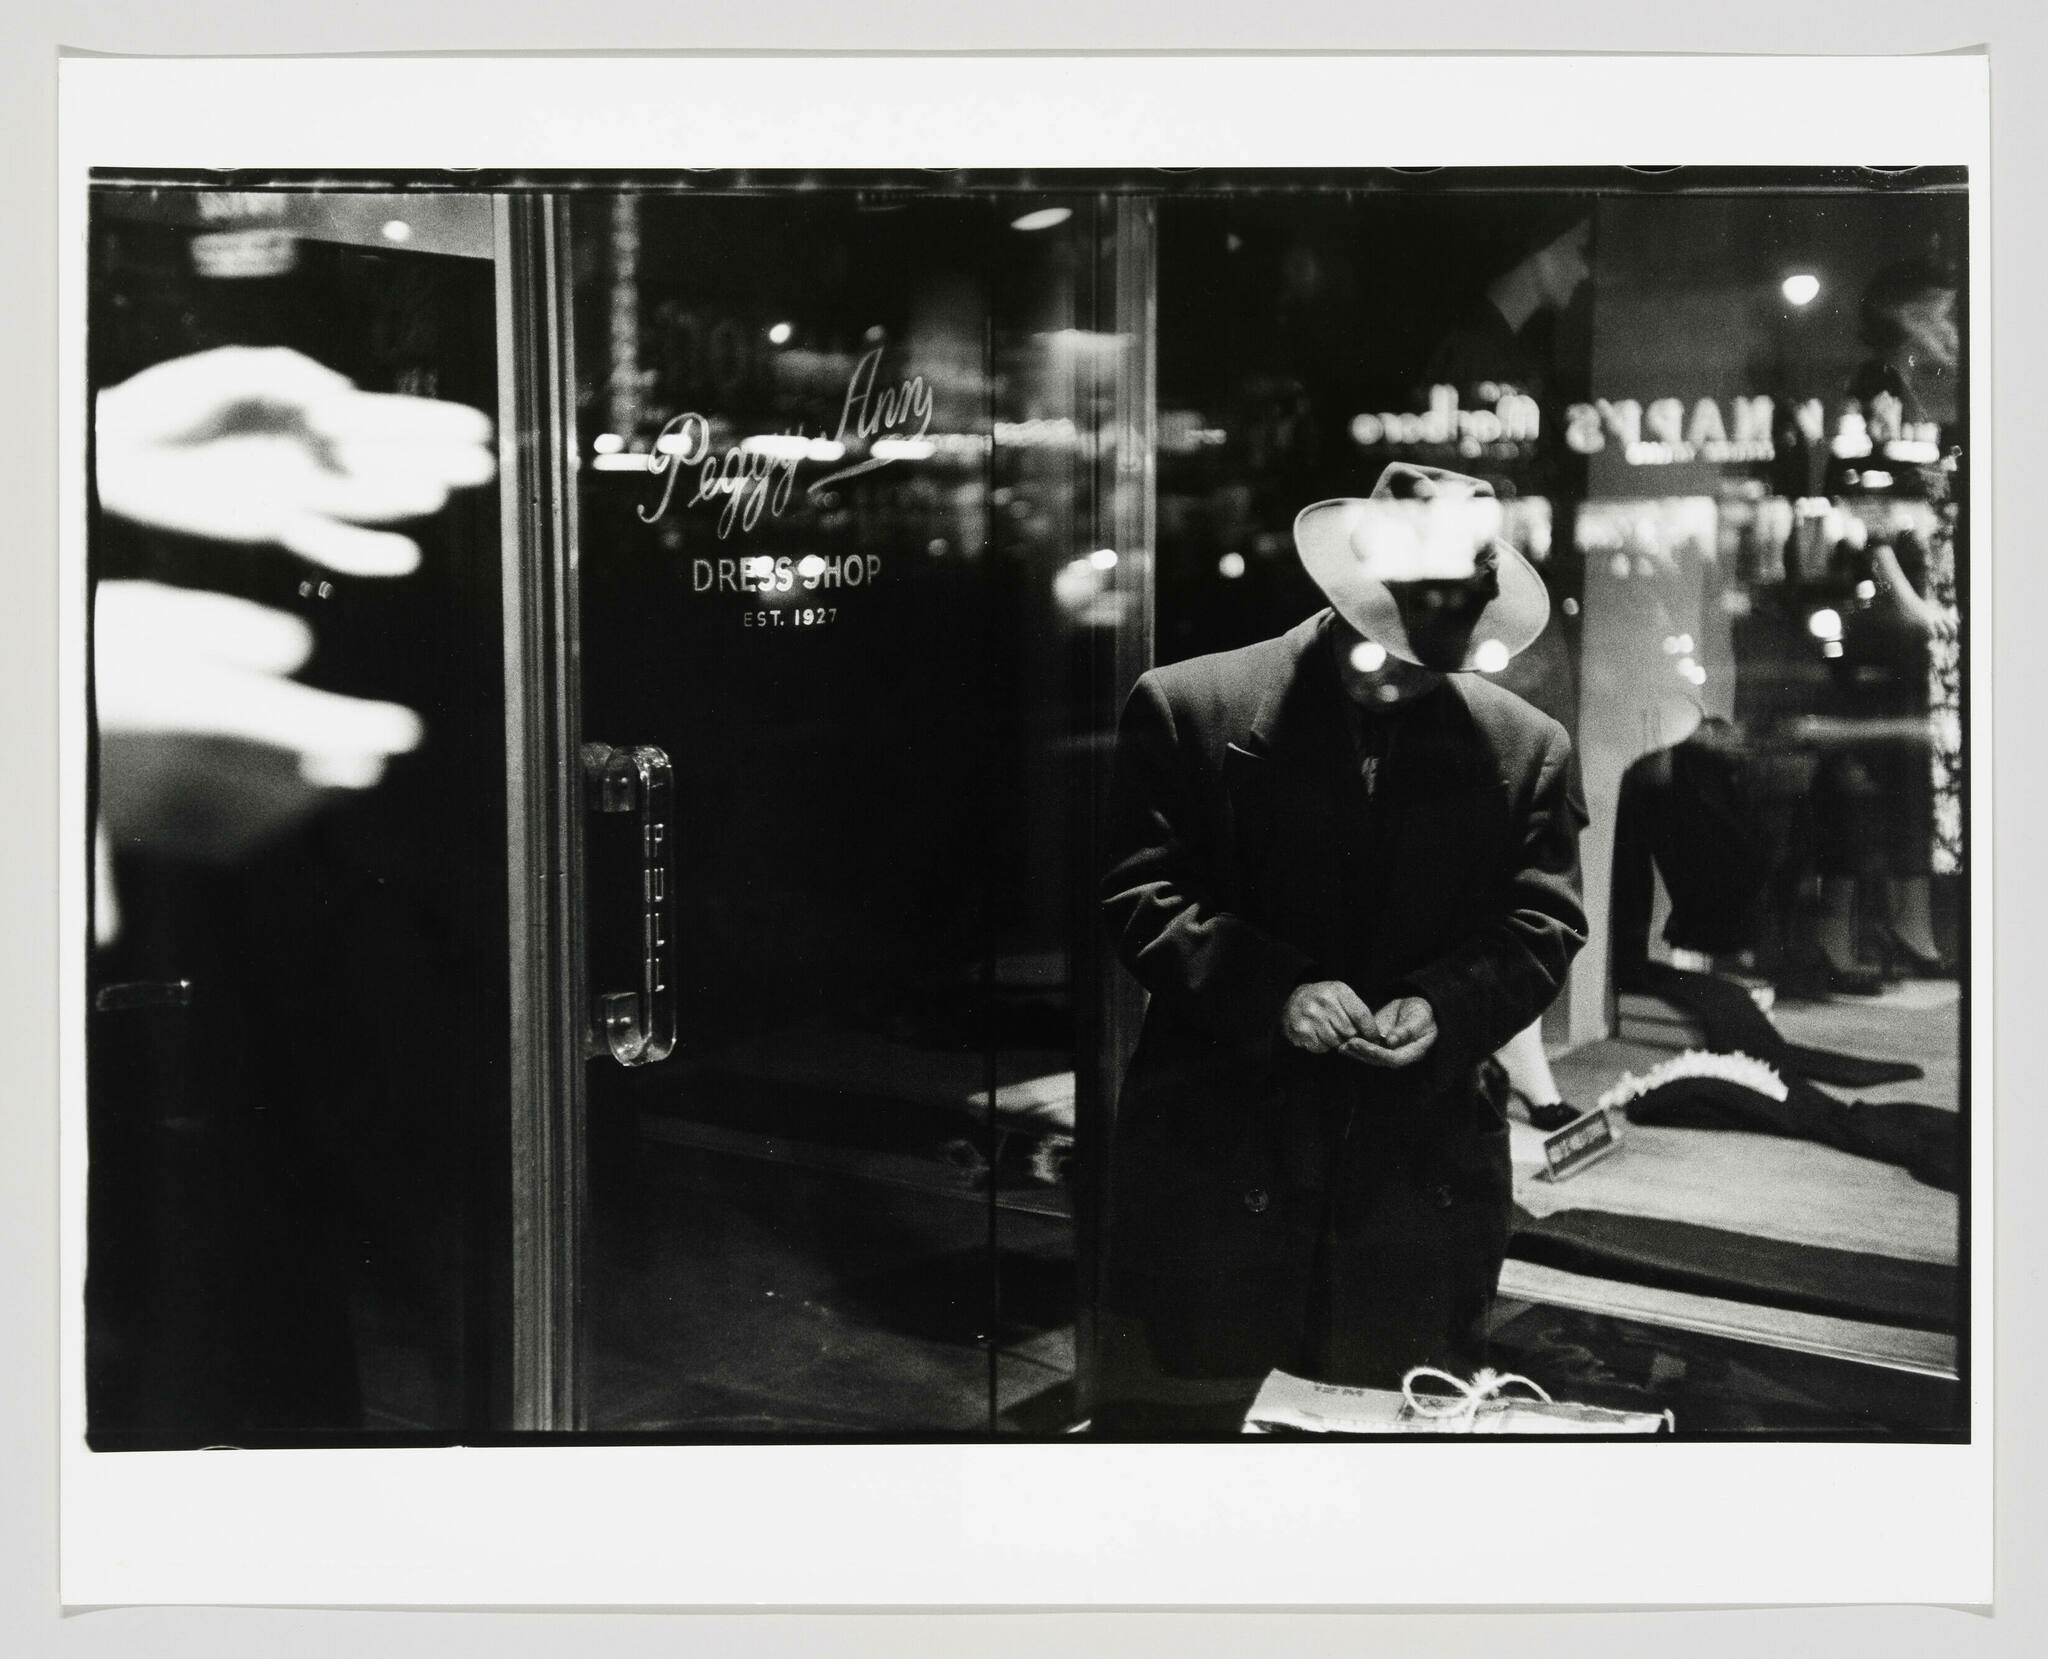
581;742;677;1067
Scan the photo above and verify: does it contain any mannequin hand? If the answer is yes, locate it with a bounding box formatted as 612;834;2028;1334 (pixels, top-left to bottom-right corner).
96;580;424;785
1282;980;1381;1054
93;580;427;943
1341;996;1438;1069
96;346;495;576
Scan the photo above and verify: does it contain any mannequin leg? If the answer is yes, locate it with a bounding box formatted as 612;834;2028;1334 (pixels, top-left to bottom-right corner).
1496;1020;1559;1105
1816;876;1876;974
1496;1019;1577;1128
1886;875;1942;961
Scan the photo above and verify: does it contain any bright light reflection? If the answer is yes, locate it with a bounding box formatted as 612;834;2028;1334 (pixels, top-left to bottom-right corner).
741;434;845;462
1782;273;1821;306
1218;552;1247;580
593;433;625;454
1349;640;1388;673
1808;608;1844;642
381;220;413;243
1044;329;1127;355
1857;580;1878;600
1052;558;1101;613
591;454;654;472
1090;549;1120;571
797;555;826;581
1011;207;1074;232
1474;638;1510;674
768;322;794;345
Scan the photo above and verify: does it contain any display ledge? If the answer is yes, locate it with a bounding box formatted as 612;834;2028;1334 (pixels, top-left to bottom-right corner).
1495;1258;1957;1380
1508;1199;1957;1332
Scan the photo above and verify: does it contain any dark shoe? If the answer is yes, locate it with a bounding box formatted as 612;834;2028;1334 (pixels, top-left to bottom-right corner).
1516;1092;1584;1133
1782;948;1888;999
1868;925;1957;979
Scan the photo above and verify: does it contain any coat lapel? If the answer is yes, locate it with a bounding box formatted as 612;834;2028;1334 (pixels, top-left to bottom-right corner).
1246;611;1381;836
1243;612;1343;764
1223;613;1381;967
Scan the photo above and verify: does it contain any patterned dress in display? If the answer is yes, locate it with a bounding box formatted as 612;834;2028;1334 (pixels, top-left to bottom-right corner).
1926;505;1962;875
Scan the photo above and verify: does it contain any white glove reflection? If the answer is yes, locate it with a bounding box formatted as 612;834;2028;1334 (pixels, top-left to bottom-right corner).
95;345;495;577
91;345;493;946
96;581;425;787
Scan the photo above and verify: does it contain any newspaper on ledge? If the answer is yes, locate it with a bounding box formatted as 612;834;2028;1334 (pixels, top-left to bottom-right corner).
1242;1368;1674;1436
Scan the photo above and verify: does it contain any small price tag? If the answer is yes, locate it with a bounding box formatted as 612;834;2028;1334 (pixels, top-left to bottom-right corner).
1542;1107;1620;1181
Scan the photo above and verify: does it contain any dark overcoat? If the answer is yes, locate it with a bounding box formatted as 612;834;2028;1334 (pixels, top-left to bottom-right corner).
1097;610;1588;1413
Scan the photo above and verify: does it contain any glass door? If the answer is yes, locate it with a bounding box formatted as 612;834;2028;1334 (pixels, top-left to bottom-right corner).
551;187;1151;1436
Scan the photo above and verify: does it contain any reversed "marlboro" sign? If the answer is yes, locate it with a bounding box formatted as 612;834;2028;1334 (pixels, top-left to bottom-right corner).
1349;384;1542;456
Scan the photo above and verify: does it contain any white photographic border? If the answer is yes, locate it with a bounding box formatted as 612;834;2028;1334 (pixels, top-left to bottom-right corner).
54;51;1993;1609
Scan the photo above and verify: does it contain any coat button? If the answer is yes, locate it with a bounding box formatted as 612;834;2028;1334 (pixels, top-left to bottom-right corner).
1433;1184;1456;1209
1243;1187;1271;1215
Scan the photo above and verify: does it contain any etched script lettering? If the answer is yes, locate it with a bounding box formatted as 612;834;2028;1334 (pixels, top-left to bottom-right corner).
637;348;936;534
637;412;803;536
807;348;935;493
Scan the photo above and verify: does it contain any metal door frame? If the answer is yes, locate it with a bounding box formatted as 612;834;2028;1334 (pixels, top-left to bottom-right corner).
496;192;589;1432
1071;194;1157;1422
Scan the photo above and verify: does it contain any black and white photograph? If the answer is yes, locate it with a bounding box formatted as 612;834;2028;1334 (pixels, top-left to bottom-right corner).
79;164;1973;1447
49;50;1999;1612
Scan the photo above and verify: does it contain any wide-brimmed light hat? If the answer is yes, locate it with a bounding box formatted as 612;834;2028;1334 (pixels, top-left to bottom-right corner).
1294;462;1551;672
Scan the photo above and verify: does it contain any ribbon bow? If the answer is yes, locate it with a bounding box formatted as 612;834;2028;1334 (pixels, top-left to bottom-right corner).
1401;1366;1554;1431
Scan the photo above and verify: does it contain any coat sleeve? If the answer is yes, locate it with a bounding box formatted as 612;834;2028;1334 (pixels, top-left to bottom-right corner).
1397;724;1590;1087
1099;673;1317;1054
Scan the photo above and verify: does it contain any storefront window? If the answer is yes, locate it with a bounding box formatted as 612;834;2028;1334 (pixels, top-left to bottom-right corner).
83;169;1967;1445
1152;179;1965;1432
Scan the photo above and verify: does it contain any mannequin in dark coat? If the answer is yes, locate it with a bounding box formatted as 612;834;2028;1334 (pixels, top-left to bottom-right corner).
1096;603;1587;1428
